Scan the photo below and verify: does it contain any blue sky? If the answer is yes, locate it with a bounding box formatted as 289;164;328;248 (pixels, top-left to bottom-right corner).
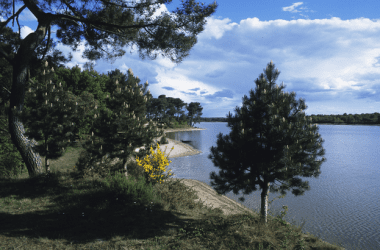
2;0;380;118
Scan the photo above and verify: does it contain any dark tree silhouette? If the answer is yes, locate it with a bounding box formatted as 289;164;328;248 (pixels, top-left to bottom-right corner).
208;61;326;224
186;102;202;127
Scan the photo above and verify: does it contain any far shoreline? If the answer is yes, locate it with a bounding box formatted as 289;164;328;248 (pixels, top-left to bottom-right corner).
163;127;206;133
200;121;380;126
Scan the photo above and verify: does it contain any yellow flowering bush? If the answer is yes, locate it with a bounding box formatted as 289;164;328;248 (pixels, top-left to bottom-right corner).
135;143;175;186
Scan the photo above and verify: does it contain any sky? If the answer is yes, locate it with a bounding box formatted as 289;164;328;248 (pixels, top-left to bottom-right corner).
2;0;380;118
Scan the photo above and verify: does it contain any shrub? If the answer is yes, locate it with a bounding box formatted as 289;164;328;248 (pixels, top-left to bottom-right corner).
100;169;162;206
172;120;179;127
0;132;27;180
135;143;174;186
74;149;102;179
74;148;126;181
159;135;169;145
126;159;147;181
0;160;26;180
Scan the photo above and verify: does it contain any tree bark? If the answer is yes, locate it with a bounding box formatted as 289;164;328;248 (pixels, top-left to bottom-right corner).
8;20;53;178
260;181;271;224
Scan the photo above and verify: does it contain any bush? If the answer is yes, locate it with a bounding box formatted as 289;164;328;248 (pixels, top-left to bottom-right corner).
171;120;178;128
126;159;147;181
100;169;162;207
74;149;101;179
136;143;174;186
0;160;26;180
159;135;169;145
74;148;126;181
0;132;27;180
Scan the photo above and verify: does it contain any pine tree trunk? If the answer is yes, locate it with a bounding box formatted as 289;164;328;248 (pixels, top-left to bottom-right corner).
260;181;271;224
8;23;52;178
9;69;45;178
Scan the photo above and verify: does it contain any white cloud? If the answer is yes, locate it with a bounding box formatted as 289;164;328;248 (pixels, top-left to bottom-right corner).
200;17;239;40
19;26;35;39
282;2;304;13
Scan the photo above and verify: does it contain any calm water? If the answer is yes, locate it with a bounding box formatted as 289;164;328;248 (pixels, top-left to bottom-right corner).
163;122;380;250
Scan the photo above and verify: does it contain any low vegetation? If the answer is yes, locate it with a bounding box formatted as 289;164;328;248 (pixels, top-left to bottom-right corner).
0;122;348;249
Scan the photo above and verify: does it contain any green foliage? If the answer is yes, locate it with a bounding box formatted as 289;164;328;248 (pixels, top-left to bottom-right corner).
23;66;112;142
159;134;169;144
51;0;218;65
74;68;166;179
168;118;189;128
0;102;27;179
273;205;290;226
145;94;203;129
16;60;100;173
125;159;148;181
25;65;113;142
208;60;326;223
0;134;27;179
187;102;203;127
169;119;180;128
309;112;380;125
136;143;174;186
100;169;162;207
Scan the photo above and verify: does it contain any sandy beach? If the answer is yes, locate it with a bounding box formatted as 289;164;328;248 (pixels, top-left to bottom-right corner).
137;127;206;158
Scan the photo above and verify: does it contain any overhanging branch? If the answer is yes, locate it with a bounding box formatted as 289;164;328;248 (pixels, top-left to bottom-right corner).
0;4;27;32
40;26;52;62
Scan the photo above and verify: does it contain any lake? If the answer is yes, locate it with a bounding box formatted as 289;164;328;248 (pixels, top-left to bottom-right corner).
164;122;380;250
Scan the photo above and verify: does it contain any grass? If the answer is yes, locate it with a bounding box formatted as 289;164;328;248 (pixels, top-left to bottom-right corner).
0;123;350;249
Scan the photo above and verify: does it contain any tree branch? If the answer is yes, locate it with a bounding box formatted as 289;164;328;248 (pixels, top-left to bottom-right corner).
0;5;28;65
40;25;52;62
0;4;27;32
99;0;156;10
61;0;85;21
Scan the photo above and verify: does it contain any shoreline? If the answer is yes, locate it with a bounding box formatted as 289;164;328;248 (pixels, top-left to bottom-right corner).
161;138;203;158
163;127;206;133
148;127;206;158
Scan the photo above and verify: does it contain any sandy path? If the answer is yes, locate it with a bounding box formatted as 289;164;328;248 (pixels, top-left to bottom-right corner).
164;178;259;218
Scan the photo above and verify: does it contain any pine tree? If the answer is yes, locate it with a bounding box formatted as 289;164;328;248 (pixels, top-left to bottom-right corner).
16;60;99;174
75;68;166;179
208;61;326;224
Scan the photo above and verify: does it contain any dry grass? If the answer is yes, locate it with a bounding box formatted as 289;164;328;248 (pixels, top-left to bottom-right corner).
0;124;352;249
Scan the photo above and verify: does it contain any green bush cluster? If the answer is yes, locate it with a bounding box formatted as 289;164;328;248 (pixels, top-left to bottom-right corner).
0;130;28;180
159;135;169;145
100;168;163;207
0;158;26;180
171;119;188;128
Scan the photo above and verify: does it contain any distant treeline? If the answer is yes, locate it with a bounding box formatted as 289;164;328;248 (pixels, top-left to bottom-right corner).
198;112;380;125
